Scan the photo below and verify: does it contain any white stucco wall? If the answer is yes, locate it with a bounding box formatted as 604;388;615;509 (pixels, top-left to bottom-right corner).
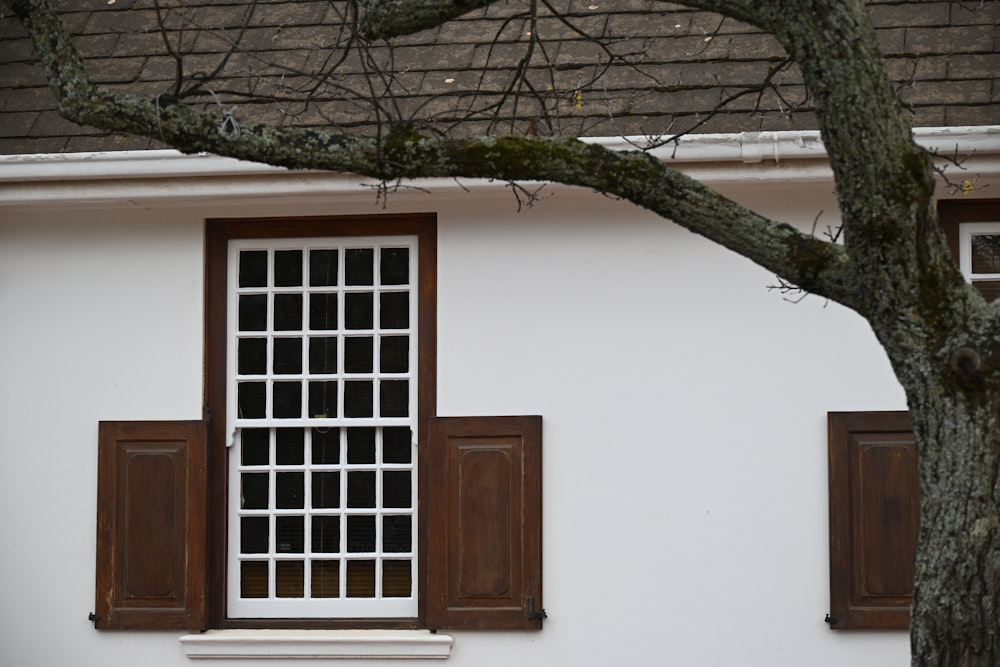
0;165;941;666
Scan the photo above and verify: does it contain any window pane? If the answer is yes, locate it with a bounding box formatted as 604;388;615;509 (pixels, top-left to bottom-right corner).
311;428;340;463
380;380;408;418
347;516;376;552
382;428;411;463
308;381;337;419
241;517;269;554
276;515;304;553
238;294;267;331
312;560;340;597
276;472;304;509
971;235;1000;274
274;250;303;287
345;293;373;329
238;382;266;419
309;293;337;330
347;428;375;463
344;380;373;418
379;336;408;373
380;248;409;285
309;337;337;374
241;561;268;597
345;248;374;285
239;251;267;288
347;471;376;508
273;381;302;418
312;472;340;508
344;336;374;373
274;294;303;331
241;473;268;509
238;338;267;375
383;515;412;552
276;561;304;597
380;292;408;329
276;428;304;465
273;338;302;375
309;249;338;287
383;471;411;508
241;429;270;465
382;560;411;597
312;516;340;553
346;560;375;598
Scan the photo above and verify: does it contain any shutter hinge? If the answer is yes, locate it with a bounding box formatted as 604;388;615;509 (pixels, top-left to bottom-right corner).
824;613;838;627
527;596;547;622
88;612;100;628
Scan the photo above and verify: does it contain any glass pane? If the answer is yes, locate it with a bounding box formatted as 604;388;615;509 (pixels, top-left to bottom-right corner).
274;294;303;331
312;560;340;597
312;471;340;508
311;428;340;463
309;293;337;331
238;382;266;419
272;381;302;418
345;293;373;329
272;338;302;375
310;249;338;287
383;515;412;552
312;516;340;553
241;473;268;509
344;380;373;417
239;250;267;288
347;428;375;463
347;471;376;508
240;517;269;554
308;381;338;419
276;515;304;553
383;471;411;508
380;380;408;418
379;336;408;373
382;560;411;597
382;428;411;463
238;338;267;375
345;248;374;285
276;428;304;465
238;294;267;331
346;560;375;598
276;472;304;508
380;292;408;329
276;560;304;597
971;235;1000;274
344;336;374;373
274;250;303;287
240;561;268;597
309;337;337;374
241;428;270;465
973;279;1000;302
380;248;409;285
347;516;376;553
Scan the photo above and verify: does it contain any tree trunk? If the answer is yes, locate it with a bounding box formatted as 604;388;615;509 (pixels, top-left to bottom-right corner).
907;386;1000;666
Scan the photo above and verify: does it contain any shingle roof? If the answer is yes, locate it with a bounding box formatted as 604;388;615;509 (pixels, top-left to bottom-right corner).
0;0;997;155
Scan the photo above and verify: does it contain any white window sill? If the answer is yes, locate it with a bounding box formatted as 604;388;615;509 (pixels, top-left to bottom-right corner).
179;629;453;659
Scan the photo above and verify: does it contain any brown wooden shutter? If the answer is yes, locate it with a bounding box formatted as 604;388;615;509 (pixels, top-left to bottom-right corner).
95;420;207;630
426;416;543;630
827;411;918;629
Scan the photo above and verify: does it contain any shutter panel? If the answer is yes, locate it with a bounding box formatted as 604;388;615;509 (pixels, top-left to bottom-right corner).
827;411;918;629
95;420;207;630
427;416;543;630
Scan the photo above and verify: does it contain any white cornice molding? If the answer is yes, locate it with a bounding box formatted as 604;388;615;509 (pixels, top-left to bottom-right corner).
1;126;997;206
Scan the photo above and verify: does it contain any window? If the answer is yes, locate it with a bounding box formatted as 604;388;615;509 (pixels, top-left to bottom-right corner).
94;214;544;634
939;199;1000;300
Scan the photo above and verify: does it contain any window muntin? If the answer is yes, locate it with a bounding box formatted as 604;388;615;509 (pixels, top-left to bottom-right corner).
959;221;1000;301
226;237;418;618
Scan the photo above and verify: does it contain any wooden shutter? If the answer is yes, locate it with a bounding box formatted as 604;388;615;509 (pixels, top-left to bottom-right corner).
95;420;207;630
427;416;543;630
827;411;918;629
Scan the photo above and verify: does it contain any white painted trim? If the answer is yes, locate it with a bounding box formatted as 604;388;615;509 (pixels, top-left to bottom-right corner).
178;630;453;659
0;126;997;206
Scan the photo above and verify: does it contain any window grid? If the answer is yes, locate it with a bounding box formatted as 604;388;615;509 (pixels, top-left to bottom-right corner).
226;237;418;619
959;222;1000;301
